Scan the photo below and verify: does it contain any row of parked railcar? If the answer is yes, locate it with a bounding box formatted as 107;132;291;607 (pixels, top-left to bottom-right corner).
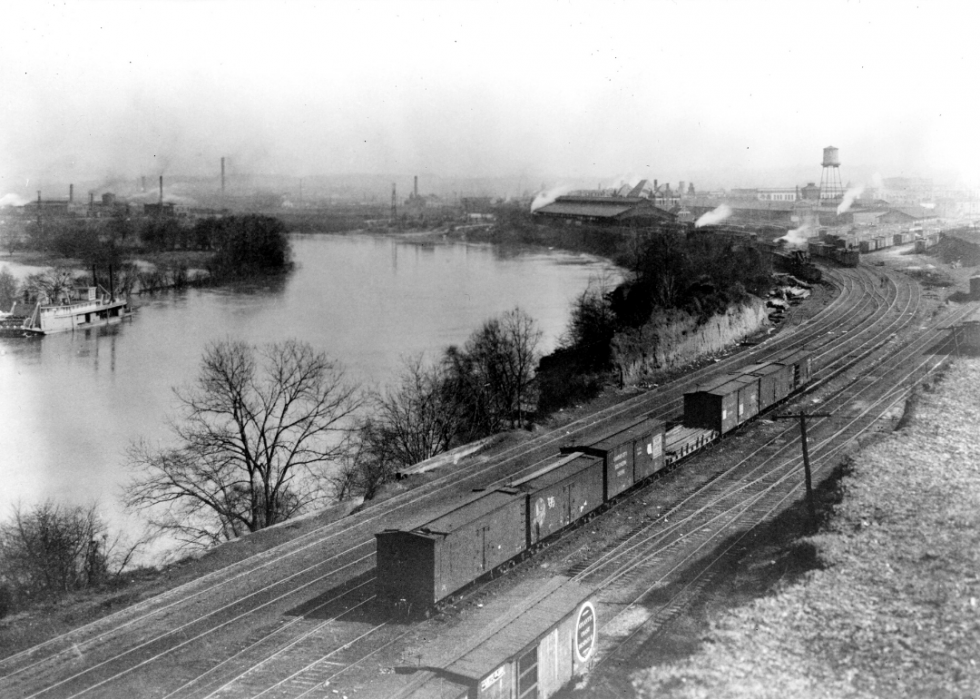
375;349;813;614
808;241;860;267
816;229;941;260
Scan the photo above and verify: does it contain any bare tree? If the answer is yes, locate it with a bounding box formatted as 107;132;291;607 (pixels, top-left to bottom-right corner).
466;307;542;429
126;339;360;549
370;354;464;468
328;419;400;502
0;501;141;604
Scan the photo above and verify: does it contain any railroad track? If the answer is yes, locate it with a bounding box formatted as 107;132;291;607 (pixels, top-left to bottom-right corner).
578;301;973;693
0;263;946;699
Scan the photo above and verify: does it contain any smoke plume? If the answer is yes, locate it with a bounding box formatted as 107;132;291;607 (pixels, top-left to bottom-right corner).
836;184;865;215
776;224;811;248
0;193;29;207
694;204;732;228
530;184;575;212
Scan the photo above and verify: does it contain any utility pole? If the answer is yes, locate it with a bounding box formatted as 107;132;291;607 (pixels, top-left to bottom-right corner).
774;410;831;526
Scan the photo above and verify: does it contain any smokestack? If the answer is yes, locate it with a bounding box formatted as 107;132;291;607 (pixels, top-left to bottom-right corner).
89;192;94;207
414;175;418;199
69;184;74;203
221;157;225;194
141;176;146;193
159;175;163;204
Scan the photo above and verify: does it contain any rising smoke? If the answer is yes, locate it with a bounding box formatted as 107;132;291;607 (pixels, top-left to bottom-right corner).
694;204;732;228
0;193;29;207
776;224;811;248
836;184;865;215
530;184;575;212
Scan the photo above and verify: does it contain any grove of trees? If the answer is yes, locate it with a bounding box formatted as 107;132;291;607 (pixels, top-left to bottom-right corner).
16;213;291;284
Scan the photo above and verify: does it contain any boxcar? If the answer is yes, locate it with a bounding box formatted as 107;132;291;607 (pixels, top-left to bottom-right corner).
510;453;604;546
684;375;747;435
741;361;794;411
560;416;666;499
375;490;527;610
770;348;812;390
731;374;760;423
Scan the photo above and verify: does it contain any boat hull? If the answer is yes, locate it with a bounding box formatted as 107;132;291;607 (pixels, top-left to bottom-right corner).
34;298;130;334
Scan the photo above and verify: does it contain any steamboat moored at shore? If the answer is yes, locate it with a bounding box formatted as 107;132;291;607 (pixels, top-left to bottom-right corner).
0;285;130;336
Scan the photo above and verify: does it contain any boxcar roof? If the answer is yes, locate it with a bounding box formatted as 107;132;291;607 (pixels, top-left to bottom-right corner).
593;418;664;450
691;375;744;396
418;490;522;535
511;453;601;491
510;452;583;487
746;362;784;377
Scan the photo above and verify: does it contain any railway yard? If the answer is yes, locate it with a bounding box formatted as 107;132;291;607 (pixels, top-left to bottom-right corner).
1;242;978;699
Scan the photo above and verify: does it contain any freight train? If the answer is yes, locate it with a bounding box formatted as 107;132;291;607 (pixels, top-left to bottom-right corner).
772;249;823;283
375;348;812;614
808;241;860;267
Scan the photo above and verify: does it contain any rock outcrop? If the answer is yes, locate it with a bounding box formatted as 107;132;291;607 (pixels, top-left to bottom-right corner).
611;297;768;385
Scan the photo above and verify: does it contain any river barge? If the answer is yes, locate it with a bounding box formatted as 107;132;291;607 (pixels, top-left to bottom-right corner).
0;285;129;336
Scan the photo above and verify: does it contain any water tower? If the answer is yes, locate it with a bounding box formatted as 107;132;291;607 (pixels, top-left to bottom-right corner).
819;145;844;200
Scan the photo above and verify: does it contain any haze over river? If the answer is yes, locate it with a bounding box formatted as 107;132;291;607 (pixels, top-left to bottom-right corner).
0;233;619;560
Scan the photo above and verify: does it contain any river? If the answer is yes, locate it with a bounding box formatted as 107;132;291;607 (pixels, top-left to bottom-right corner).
0;233;619;561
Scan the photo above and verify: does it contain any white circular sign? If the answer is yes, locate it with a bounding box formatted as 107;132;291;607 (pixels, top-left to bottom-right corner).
574;601;597;663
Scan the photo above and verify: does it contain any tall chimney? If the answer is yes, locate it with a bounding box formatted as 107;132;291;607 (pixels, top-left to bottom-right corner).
221;157;225;194
159;175;163;204
89;192;94;206
69;184;74;203
414;175;418;199
141;176;146;193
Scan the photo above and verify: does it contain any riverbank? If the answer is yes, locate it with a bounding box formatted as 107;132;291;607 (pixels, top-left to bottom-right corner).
630;357;980;698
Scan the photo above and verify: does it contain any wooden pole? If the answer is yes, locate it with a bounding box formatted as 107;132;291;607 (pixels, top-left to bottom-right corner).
775;410;831;526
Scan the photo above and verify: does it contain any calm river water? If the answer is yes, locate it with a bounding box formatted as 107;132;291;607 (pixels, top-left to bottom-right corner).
0;233;618;559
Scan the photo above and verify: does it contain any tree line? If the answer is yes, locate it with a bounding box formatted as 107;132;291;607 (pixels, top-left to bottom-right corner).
0;306;542;616
8;213;290;284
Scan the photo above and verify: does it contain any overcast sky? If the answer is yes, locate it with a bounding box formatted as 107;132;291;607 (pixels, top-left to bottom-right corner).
3;0;978;196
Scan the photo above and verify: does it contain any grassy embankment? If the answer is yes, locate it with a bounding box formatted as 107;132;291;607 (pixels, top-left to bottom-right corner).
633;358;980;698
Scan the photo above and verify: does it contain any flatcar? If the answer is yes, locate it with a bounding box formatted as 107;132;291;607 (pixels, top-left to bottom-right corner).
375;348;813;614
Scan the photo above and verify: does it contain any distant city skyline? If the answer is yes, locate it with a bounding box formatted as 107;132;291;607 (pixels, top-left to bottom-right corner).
4;1;978;200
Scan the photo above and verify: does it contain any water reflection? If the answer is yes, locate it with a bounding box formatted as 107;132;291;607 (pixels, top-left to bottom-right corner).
0;233;620;557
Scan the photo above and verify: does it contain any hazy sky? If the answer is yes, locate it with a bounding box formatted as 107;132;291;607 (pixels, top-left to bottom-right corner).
3;0;979;196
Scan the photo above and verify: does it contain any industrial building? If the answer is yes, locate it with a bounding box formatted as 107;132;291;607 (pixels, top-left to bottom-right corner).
533;180;677;226
533;194;676;226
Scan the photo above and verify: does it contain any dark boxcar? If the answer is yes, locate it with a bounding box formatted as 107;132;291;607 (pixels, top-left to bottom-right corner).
511;453;604;546
741;362;779;411
631;419;667;481
684;374;742;435
732;374;760;424
840;249;860;266
561;417;667;497
375;490;527;610
771;349;812;390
